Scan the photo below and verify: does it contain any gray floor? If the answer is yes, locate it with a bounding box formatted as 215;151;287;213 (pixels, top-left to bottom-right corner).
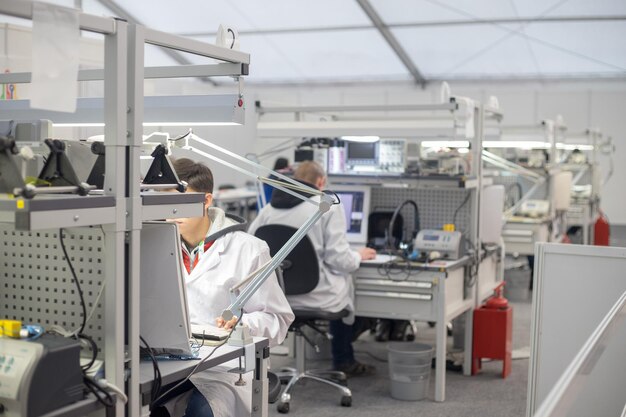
268;268;533;417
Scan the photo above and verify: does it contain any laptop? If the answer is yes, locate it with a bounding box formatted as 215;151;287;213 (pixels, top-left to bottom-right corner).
140;222;194;357
140;222;229;358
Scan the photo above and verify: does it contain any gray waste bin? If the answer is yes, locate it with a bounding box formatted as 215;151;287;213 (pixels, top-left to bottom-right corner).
387;342;433;401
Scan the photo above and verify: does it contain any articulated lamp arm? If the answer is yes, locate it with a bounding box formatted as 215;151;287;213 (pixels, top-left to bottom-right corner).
222;193;333;321
167;130;335;322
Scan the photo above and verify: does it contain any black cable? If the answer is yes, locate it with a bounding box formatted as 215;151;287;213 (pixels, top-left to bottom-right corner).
227;28;236;49
78;333;98;372
452;191;471;229
168;130;192;142
323;189;341;205
376;257;424;282
59;228;87;335
152;314;244;407
140;335;162;406
84;376;115;408
387;200;420;252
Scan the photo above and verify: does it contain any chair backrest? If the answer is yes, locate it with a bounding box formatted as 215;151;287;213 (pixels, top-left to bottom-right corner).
254;224;319;296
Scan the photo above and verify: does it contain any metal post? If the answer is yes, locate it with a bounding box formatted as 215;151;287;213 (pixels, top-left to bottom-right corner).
435;276;446;402
103;17;128;417
125;23;146;417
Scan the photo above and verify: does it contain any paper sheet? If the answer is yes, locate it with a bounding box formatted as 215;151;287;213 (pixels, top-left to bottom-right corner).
30;2;79;113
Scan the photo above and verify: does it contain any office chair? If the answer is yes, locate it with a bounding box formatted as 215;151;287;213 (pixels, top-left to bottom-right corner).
254;224;352;414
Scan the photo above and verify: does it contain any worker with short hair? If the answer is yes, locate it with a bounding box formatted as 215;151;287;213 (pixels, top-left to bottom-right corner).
159;157;294;417
249;160;377;377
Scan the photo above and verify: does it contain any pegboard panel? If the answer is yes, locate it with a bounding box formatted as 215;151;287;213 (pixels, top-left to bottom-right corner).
370;187;474;235
0;224;106;352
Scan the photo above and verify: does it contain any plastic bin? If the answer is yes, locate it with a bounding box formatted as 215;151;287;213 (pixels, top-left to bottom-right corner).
387;342;433;401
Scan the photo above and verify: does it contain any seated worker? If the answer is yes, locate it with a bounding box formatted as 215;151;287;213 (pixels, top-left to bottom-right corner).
162;158;294;417
248;161;377;377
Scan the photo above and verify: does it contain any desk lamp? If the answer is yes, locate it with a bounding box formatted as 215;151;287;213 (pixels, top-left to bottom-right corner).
166;131;335;343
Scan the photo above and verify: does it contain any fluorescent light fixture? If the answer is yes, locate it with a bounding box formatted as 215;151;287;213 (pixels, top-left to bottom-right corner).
0;94;244;127
341;136;380;143
421;140;470;148
53;123;105;128
556;143;594;151
257;120;456;138
142;122;240;127
483;141;595;151
483;141;550;149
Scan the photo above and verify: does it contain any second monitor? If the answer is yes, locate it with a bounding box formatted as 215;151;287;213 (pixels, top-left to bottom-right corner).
332;184;371;245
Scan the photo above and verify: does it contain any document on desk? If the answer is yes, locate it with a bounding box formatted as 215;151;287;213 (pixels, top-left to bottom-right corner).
190;323;230;341
361;254;397;264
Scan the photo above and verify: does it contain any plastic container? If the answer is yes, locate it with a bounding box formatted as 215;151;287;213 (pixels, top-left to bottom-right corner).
387;342;433;401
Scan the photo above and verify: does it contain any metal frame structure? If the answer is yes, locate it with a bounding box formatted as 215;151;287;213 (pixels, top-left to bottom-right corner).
0;2;127;416
484;120;572;255
560;128;613;245
125;21;252;417
0;1;262;416
255;96;504;402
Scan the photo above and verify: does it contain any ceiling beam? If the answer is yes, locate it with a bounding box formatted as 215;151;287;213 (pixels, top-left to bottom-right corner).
96;0;217;85
176;15;626;37
355;0;425;87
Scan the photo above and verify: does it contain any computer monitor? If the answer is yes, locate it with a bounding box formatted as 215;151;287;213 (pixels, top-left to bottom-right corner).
332;185;371;245
345;141;379;166
140;222;193;356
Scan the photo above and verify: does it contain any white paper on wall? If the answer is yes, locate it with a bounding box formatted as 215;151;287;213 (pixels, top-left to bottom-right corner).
30;2;79;113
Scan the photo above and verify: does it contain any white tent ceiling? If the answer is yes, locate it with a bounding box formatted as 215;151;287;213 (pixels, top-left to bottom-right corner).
6;0;626;85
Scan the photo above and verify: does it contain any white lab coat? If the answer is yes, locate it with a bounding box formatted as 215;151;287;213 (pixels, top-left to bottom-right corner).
248;195;361;321
183;207;294;417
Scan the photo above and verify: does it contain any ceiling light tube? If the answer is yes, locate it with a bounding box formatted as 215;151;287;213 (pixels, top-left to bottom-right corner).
340;136;380;143
483;140;550;149
421;140;470;148
556;143;594;151
0;94;244;127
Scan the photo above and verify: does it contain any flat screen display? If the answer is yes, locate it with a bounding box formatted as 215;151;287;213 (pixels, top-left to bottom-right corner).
347;142;378;160
336;191;365;234
332;185;370;244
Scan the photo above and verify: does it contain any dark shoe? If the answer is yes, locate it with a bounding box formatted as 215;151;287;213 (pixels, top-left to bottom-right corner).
375;319;392;342
390;320;410;341
336;361;376;377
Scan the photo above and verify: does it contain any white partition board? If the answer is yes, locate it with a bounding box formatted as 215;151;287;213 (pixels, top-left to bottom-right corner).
527;243;626;416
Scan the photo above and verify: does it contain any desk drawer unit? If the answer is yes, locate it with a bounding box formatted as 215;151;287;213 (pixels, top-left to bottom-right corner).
353;266;465;322
503;222;549;256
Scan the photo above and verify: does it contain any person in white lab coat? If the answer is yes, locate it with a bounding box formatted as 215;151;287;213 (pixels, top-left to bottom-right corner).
161;158;294;417
248;161;377;376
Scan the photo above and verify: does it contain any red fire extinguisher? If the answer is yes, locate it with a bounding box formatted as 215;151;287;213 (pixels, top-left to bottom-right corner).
594;209;610;246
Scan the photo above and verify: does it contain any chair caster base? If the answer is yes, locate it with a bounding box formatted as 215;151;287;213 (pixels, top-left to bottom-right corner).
341;395;352;407
277;402;290;414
